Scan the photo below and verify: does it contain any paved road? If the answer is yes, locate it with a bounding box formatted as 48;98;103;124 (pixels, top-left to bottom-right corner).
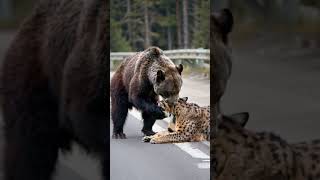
221;44;320;142
110;113;209;180
110;72;210;180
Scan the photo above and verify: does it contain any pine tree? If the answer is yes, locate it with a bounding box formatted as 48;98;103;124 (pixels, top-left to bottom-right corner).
192;0;210;48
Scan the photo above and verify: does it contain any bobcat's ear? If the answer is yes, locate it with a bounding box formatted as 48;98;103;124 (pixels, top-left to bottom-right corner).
181;97;188;102
229;112;249;127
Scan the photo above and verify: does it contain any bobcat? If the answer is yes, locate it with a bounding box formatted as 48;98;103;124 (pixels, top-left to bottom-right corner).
216;112;320;180
143;97;210;144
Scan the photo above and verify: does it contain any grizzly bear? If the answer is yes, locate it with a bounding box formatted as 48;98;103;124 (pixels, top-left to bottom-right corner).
110;47;183;138
210;8;234;178
0;0;108;180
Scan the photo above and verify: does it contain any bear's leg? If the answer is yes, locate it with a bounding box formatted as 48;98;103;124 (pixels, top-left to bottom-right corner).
141;112;157;136
100;153;108;180
2;88;60;180
4;135;59;180
111;94;129;139
3;108;59;180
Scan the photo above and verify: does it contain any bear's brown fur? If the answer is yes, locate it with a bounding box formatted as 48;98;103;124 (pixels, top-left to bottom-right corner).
0;0;108;179
110;47;183;138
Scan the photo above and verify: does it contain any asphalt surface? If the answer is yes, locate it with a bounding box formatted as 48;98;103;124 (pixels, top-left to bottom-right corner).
221;43;320;143
110;113;209;180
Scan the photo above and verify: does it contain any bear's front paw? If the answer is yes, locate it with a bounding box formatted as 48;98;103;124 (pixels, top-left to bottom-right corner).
112;132;127;139
142;129;156;136
142;136;152;142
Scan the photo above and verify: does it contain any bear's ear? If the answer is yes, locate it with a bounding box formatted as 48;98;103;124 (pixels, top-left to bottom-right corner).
181;97;188;102
212;8;233;35
147;46;163;58
176;64;183;75
156;70;165;83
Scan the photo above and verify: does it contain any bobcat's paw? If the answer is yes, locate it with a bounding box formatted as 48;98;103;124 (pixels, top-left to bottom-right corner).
150;138;160;144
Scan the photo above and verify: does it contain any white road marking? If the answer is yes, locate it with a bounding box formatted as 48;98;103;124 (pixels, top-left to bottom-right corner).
173;143;209;159
197;162;210;169
202;141;210;146
130;109;210;169
59;145;100;180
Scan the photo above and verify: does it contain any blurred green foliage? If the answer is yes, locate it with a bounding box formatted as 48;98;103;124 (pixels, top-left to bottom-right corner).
111;0;210;52
0;0;36;29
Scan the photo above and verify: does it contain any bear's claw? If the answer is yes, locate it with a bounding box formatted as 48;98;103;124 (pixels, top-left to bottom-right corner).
142;129;156;136
142;136;152;142
112;132;127;139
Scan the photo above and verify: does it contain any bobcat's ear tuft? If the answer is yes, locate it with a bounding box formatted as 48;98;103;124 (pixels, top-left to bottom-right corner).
180;97;188;102
229;112;249;127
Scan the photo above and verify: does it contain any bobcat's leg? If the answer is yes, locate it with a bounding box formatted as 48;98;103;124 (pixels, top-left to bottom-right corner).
149;131;190;144
142;131;168;142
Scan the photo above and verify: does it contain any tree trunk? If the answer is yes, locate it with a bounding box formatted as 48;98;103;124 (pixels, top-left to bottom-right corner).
0;0;12;19
167;27;172;50
166;7;172;50
192;0;199;48
144;0;151;48
176;0;182;48
242;0;264;18
211;0;230;11
280;0;299;24
126;0;132;46
182;0;189;48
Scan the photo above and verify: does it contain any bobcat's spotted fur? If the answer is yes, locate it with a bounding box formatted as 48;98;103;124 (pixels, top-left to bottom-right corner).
216;113;320;180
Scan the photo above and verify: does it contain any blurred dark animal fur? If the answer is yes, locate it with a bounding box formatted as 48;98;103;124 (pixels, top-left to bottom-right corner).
0;0;108;179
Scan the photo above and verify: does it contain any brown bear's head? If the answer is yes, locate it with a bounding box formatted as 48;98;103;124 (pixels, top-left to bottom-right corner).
144;47;183;105
211;8;233;45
